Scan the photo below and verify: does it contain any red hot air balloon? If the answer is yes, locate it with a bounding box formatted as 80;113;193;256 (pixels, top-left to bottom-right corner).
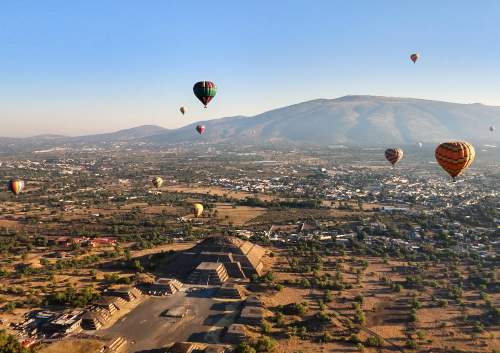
410;54;419;64
196;125;205;135
385;148;403;167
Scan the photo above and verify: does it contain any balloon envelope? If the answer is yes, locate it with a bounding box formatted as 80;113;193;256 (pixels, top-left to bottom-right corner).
180;107;187;115
152;177;163;189
435;142;475;182
193;81;217;108
196;125;205;135
418;142;422;148
385;148;403;167
490;126;494;132
191;203;203;217
7;179;24;195
410;54;419;63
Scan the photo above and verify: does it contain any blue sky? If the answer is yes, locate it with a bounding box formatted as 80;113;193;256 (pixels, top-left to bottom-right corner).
1;1;500;137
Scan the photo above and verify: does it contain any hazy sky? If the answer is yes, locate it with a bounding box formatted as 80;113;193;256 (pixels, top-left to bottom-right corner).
1;1;500;137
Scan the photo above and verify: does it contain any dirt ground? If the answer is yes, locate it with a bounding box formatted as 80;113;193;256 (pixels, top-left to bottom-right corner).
38;339;105;353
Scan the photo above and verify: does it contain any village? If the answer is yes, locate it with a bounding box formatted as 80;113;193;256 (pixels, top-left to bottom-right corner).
0;144;500;352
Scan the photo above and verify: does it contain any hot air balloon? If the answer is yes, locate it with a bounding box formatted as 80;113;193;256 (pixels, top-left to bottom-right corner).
7;179;24;195
490;126;494;132
191;203;203;217
253;131;256;135
385;148;403;167
152;177;163;189
196;125;205;135
418;142;422;148
435;142;475;182
410;54;419;64
180;107;187;115
193;81;217;108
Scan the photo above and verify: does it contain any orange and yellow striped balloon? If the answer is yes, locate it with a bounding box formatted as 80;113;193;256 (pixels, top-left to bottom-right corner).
385;148;403;167
435;142;475;182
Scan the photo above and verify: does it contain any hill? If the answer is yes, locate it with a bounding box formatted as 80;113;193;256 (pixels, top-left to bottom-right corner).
3;96;500;146
149;96;500;145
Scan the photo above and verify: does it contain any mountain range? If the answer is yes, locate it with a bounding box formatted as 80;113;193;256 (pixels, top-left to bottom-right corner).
4;95;500;145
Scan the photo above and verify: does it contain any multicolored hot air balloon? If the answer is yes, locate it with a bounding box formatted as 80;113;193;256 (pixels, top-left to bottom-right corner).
180;107;187;115
410;54;419;64
435;142;475;182
490;126;494;132
193;81;217;108
385;148;403;167
7;179;24;195
196;125;205;135
152;177;163;189
191;203;203;217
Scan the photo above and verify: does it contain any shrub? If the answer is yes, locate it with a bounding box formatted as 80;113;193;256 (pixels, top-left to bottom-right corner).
438;299;448;307
416;330;425;339
275;284;284;292
269;252;276;258
324;289;332;302
355;295;365;304
380;276;388;283
315;311;331;322
350;334;361;343
235;342;256;353
288;302;308;315
365;336;385;347
354;310;365;324
357;343;365;352
473;321;484;333
393;284;403;293
411;298;422;309
352;302;360;310
410;313;418;322
262;322;271;333
256;337;276;352
274;312;284;324
405;339;418;349
323;331;333;342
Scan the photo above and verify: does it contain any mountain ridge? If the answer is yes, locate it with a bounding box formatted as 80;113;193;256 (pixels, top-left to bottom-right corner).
3;96;500;145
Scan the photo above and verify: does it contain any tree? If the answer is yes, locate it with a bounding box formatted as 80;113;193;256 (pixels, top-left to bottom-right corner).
261;322;271;333
405;339;418;349
256;337;276;352
365;336;384;347
235;342;256;353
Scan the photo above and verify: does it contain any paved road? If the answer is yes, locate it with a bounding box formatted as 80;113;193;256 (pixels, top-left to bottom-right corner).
98;287;242;353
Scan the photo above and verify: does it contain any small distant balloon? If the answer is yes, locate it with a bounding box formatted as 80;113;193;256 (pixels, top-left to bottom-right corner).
418;142;422;148
385;148;403;167
196;125;205;135
253;131;256;135
435;142;475;182
191;203;203;217
7;179;24;195
490;126;494;132
180;107;187;115
410;54;419;64
152;177;163;189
